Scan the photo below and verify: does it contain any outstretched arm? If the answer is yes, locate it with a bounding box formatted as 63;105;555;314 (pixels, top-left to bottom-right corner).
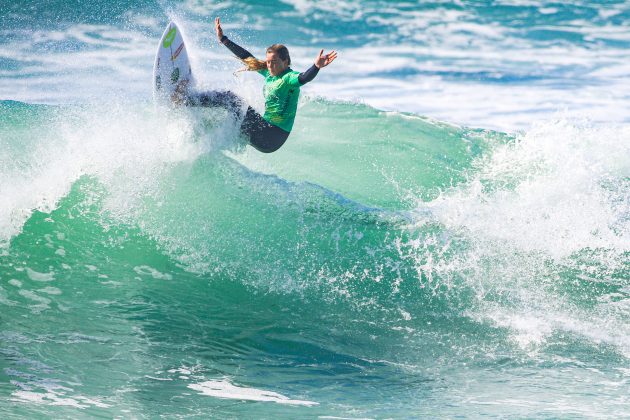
298;49;338;85
214;17;254;60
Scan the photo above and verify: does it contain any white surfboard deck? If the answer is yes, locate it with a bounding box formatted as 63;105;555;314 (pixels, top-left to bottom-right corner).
153;21;194;103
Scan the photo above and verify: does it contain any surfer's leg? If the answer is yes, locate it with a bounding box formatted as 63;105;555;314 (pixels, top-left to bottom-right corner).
186;90;243;116
240;107;290;153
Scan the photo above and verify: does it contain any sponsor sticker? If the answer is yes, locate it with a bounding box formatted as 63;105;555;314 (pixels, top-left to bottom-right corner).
163;27;177;48
171;43;184;61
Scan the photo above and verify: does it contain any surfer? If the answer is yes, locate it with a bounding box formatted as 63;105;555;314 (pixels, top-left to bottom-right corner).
184;17;337;153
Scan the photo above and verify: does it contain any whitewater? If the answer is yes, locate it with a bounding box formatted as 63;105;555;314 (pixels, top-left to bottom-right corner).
1;1;629;418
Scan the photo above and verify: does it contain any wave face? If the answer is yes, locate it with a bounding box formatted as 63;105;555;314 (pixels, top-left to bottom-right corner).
1;98;628;417
1;0;630;418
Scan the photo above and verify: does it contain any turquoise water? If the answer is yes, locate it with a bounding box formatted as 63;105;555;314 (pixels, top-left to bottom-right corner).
1;1;630;418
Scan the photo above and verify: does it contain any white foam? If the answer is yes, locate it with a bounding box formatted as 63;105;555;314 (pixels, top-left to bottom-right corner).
408;118;630;355
11;390;110;409
425;119;630;258
37;286;62;295
133;265;173;280
25;268;55;282
188;379;318;406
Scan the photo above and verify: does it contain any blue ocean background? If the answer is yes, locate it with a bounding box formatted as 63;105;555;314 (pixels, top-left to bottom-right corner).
1;1;629;418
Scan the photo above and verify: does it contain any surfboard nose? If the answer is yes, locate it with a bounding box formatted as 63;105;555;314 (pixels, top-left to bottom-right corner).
153;21;194;103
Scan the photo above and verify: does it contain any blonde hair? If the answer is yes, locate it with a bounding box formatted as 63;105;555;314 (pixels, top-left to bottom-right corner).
239;44;291;72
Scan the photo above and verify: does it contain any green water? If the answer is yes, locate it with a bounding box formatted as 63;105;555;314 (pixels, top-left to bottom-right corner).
1;99;628;417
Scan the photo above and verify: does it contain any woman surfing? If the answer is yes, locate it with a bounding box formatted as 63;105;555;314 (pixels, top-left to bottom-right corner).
182;18;337;153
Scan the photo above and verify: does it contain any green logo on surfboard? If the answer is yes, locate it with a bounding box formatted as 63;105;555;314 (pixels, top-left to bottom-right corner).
163;28;177;48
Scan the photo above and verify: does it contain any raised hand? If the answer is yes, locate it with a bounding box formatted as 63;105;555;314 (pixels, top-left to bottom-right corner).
314;49;337;69
215;17;224;42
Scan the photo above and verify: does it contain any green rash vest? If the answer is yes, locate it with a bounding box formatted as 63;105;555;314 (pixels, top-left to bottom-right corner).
257;68;301;132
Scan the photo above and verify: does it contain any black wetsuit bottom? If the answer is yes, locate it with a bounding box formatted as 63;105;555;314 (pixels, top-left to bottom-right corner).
187;91;290;153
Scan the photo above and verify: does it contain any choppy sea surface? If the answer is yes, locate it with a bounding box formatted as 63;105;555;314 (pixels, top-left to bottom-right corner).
1;1;629;418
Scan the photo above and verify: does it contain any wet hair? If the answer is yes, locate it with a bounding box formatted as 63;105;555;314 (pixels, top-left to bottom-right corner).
266;44;291;65
240;44;290;71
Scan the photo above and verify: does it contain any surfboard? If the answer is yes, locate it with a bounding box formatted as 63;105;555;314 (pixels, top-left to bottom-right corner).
153;21;194;103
